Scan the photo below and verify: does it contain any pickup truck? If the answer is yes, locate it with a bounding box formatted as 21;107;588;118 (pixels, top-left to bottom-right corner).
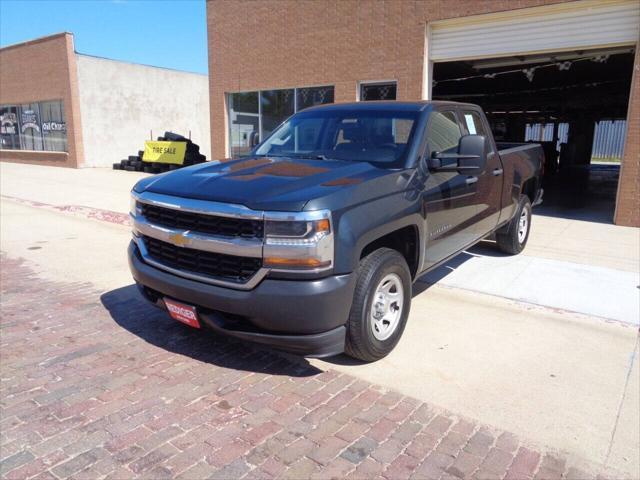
128;101;543;362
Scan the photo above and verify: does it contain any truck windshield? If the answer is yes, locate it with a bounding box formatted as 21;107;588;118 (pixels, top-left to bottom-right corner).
254;109;419;168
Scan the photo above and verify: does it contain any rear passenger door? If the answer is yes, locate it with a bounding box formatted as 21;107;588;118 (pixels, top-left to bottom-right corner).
421;109;480;269
460;109;503;236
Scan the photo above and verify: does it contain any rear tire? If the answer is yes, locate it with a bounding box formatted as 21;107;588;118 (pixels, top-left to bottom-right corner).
496;196;532;255
345;248;412;362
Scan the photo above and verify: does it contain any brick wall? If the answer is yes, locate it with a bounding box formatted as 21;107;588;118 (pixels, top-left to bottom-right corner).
614;47;640;227
207;0;639;227
0;33;84;168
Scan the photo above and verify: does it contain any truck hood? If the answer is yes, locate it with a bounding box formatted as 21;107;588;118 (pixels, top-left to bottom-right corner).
135;156;390;211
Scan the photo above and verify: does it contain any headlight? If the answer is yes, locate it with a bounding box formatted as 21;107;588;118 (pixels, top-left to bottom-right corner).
263;211;333;271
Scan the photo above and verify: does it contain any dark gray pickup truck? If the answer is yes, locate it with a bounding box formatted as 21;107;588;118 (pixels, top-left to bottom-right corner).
128;101;543;361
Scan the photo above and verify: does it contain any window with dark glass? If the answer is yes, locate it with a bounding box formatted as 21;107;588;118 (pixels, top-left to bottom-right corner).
228;92;259;158
296;86;334;111
19;103;44;151
360;82;397;101
40;100;67;152
260;89;295;139
0;100;67;153
227;86;335;158
0;105;20;150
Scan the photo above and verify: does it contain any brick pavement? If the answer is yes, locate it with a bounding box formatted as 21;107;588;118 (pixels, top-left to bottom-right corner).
0;254;616;479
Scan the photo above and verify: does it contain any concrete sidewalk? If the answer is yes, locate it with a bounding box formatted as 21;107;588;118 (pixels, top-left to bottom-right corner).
421;242;639;325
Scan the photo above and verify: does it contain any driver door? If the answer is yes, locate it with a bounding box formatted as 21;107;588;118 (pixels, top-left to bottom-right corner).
422;109;480;270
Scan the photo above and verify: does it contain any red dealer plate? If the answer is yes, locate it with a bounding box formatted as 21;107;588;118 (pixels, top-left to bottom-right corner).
164;298;201;329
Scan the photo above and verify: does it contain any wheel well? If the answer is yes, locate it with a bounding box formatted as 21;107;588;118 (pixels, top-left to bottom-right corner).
360;226;419;278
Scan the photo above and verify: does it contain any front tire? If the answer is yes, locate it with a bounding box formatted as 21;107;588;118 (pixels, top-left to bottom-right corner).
345;248;412;362
496;195;532;255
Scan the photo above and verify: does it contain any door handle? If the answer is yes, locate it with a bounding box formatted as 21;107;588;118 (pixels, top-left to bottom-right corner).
465;176;478;185
492;168;504;176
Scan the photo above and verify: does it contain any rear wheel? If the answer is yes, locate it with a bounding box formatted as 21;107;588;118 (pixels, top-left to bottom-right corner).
496;196;532;254
345;248;411;362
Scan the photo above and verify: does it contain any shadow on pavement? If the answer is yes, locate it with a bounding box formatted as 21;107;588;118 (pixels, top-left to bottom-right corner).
413;240;509;296
104;240;509;369
101;285;322;377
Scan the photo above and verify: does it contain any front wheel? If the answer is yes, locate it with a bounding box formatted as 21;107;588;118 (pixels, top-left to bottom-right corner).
345;248;412;362
496;195;532;255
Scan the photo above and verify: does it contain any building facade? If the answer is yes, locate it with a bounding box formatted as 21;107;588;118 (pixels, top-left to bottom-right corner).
206;0;640;227
0;33;211;168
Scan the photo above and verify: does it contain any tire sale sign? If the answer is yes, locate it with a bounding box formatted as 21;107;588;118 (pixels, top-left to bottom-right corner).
142;141;187;165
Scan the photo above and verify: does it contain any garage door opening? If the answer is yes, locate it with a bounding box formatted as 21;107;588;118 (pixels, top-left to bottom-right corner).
432;47;635;224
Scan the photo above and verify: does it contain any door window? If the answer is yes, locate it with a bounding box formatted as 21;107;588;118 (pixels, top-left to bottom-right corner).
462;111;494;154
426;111;462;156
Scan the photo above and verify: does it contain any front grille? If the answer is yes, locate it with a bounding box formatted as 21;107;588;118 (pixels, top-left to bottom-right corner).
140;203;264;239
143;236;262;282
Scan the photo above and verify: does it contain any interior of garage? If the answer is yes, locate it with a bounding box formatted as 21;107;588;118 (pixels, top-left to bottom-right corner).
432;47;635;224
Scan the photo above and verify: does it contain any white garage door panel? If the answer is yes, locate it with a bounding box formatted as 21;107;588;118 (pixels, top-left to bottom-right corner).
430;0;640;61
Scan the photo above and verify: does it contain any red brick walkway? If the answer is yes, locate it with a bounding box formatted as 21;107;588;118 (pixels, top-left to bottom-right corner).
0;254;608;479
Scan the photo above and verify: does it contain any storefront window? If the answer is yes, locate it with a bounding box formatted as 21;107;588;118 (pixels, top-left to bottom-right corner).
19;103;43;151
261;89;294;139
0;100;67;152
0;106;20;150
40;101;67;152
228;92;259;158
227;86;335;158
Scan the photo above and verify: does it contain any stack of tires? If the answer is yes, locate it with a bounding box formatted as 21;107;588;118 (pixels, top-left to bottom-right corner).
112;132;207;173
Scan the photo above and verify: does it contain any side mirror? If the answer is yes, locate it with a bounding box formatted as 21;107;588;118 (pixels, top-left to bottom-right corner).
429;135;487;172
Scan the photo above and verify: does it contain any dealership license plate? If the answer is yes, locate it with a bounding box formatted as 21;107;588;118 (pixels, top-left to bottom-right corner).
164;298;201;329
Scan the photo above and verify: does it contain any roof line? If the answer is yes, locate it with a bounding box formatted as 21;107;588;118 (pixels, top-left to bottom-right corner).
74;52;207;76
0;32;72;52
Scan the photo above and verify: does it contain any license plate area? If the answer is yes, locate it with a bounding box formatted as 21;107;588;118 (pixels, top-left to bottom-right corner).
164;297;201;329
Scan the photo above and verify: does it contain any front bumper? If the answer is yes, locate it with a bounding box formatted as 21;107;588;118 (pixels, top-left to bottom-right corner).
128;241;355;357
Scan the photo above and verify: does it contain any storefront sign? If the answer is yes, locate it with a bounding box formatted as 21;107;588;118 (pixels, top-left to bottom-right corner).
142;141;187;164
21;110;40;133
42;121;66;132
0;112;18;134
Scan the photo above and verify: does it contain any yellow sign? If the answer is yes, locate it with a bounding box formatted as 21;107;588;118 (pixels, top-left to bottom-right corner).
142;141;187;165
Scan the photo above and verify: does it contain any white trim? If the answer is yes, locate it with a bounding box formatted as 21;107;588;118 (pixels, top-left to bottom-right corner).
422;24;432;100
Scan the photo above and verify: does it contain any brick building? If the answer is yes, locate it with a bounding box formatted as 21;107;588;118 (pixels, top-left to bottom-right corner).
0;32;211;168
206;0;639;226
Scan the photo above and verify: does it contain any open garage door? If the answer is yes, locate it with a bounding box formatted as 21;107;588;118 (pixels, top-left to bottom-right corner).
429;0;639;63
428;0;639;224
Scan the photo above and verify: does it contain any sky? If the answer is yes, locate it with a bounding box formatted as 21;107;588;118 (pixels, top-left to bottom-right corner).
0;0;208;74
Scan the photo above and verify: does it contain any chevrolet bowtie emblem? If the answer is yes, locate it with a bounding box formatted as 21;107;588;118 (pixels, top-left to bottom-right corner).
169;231;191;247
